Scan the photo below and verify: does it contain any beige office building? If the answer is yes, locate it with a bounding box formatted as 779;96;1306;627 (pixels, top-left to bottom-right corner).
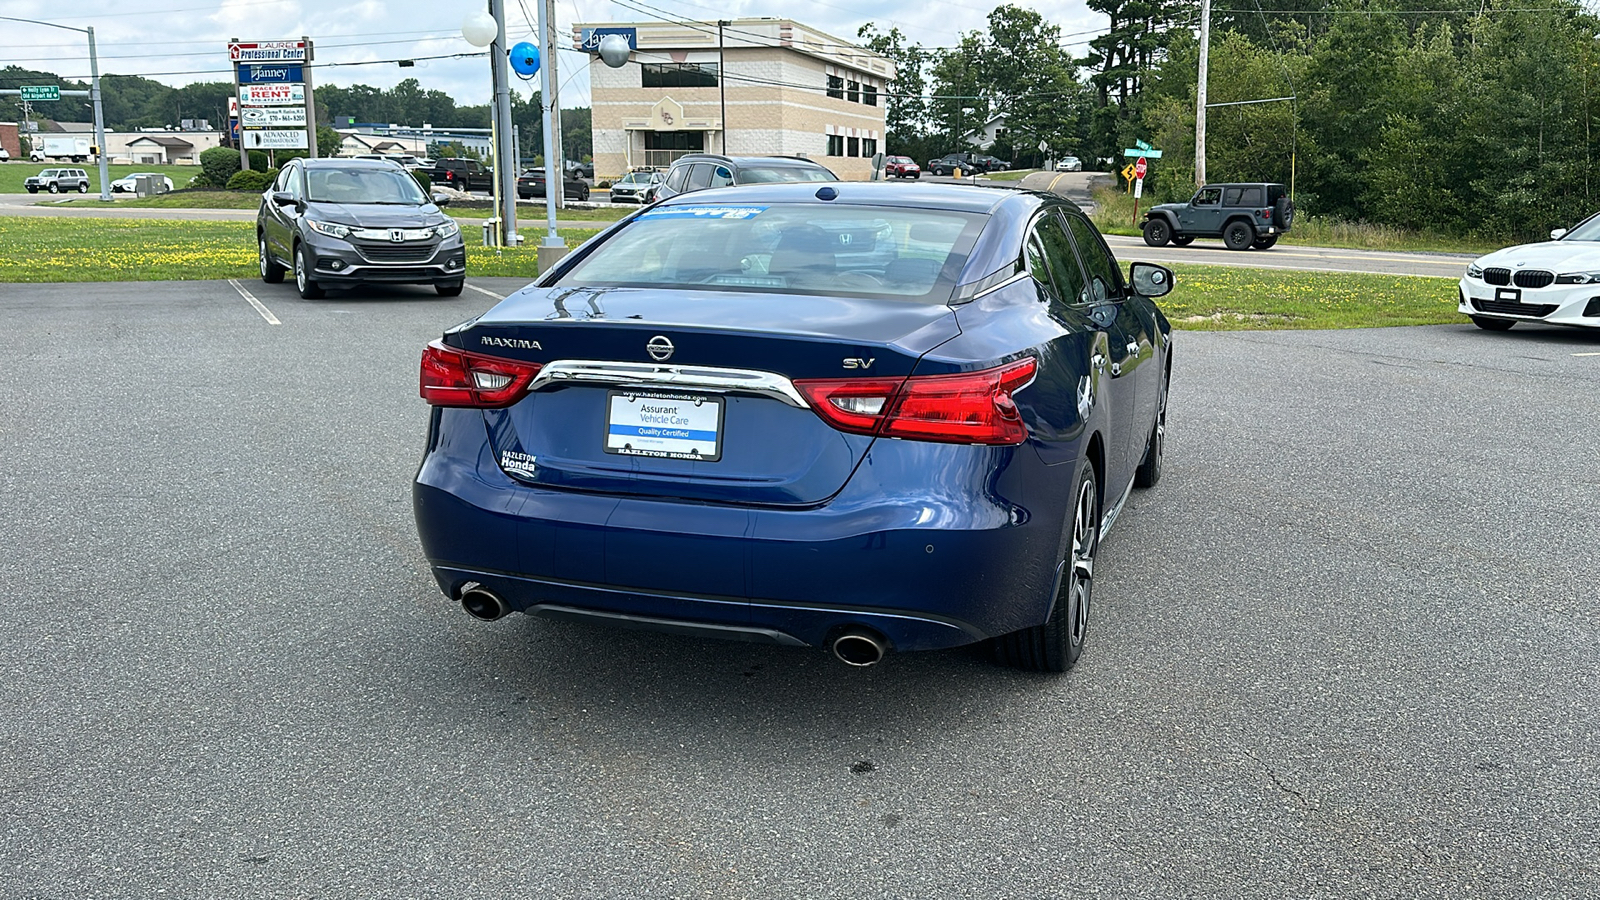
576;18;893;181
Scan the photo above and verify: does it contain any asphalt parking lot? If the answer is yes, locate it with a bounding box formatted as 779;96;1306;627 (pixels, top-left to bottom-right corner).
2;279;1597;897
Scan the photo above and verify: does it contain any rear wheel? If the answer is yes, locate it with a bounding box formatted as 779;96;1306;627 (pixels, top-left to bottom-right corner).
259;237;284;284
1470;315;1516;331
1134;373;1168;488
1223;220;1253;251
578;184;590;201
1143;219;1171;247
436;281;464;297
294;243;325;299
77;182;87;193
993;459;1099;673
1252;235;1278;250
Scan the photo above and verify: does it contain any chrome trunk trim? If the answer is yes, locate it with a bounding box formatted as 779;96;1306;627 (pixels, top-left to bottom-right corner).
525;360;809;408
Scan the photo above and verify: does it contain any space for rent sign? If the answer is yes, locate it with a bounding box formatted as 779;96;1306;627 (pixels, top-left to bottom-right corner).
239;84;305;107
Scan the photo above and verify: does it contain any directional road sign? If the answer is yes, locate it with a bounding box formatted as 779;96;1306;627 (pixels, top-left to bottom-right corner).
1123;148;1163;159
1135;157;1148;179
19;85;60;101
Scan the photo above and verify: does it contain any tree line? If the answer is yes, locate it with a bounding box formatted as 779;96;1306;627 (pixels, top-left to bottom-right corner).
2;67;592;163
861;0;1600;239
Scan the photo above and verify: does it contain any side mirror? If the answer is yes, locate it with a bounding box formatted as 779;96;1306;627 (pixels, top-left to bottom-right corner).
1129;262;1174;298
1551;228;1568;240
271;191;296;207
432;194;451;208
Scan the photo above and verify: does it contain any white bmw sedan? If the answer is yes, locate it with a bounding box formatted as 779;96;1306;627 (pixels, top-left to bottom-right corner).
1459;215;1600;330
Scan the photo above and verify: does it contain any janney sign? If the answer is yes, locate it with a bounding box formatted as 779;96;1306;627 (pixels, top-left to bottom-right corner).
239;84;306;106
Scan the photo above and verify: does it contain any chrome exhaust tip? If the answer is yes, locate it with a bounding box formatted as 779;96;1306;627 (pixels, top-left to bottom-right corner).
831;628;887;667
459;582;508;622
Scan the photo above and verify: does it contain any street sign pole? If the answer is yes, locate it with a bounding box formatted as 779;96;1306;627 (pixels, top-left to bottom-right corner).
87;26;110;201
302;36;317;158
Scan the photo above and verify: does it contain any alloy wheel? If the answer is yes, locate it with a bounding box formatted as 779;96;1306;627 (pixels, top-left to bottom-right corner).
1065;473;1098;647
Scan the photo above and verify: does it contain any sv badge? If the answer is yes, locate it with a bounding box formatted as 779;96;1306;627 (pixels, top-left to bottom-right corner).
843;357;875;369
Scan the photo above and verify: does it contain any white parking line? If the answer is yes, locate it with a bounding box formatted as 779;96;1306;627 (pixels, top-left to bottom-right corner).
465;283;505;300
227;279;281;325
1573;352;1600;357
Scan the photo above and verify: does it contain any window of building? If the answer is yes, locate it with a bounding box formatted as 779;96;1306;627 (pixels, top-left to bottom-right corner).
827;75;844;99
644;131;705;151
847;80;860;103
642;63;719;88
863;84;878;107
862;138;877;158
847;136;859;157
826;134;844;157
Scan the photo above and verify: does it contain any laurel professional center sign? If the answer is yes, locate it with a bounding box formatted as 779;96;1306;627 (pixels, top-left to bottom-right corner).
230;40;307;62
239;84;306;106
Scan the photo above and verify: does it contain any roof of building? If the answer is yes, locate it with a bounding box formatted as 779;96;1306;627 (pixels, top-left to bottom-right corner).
128;136;194;148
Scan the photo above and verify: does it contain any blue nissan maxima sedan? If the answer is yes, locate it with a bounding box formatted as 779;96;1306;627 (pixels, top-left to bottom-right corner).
413;182;1173;672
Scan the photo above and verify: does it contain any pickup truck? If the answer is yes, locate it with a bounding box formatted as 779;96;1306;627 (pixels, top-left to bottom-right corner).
427;157;495;192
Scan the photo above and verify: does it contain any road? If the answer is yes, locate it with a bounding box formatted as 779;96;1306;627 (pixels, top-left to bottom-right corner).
2;279;1596;897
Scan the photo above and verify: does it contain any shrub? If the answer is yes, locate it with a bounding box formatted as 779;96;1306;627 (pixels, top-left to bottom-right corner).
411;169;431;192
248;150;270;172
227;168;277;192
197;145;241;188
597;180;612;189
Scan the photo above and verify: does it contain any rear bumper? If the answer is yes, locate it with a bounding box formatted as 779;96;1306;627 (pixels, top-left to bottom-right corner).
413;409;1073;653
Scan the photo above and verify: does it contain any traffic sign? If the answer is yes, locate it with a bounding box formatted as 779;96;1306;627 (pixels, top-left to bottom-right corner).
1135;138;1152;151
1121;164;1137;181
19;85;60;101
1123;148;1163;158
1135;157;1148;179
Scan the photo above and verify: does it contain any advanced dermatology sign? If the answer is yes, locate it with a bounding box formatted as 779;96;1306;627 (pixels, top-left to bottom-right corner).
239;83;306;106
242;129;310;150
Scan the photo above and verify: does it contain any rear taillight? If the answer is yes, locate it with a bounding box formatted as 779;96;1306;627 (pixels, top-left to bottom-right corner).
1262;208;1272;220
419;340;542;408
796;358;1037;445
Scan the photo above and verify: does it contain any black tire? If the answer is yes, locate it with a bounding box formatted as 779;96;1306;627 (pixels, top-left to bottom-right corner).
77;182;88;194
1134;370;1168;489
578;184;590;201
1252;235;1278;250
1171;235;1194;247
435;281;464;297
993;458;1099;673
48;183;59;194
1274;195;1294;229
1223;220;1253;251
1470;315;1516;331
1143;218;1171;247
911;173;920;179
259;236;285;284
294;243;325;299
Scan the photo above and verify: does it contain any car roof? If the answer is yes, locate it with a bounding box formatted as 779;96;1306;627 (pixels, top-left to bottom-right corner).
648;179;1078;216
673;154;829;169
301;158;406;169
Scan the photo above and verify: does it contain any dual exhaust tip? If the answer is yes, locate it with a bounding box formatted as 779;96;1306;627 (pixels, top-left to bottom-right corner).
459;581;888;667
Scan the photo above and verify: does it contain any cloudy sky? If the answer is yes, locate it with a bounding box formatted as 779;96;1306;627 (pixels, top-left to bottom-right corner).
3;0;1106;111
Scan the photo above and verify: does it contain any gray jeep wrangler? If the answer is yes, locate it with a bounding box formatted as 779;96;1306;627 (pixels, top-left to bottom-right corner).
1141;182;1294;250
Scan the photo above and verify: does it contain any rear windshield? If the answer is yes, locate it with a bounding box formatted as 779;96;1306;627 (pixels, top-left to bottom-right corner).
555;202;984;302
306;167;427;205
737;166;838;184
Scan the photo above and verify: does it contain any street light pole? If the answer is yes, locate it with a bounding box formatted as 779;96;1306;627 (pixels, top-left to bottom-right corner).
463;5;519;246
1;15;111;201
535;0;566;265
718;20;729;154
1195;0;1211;187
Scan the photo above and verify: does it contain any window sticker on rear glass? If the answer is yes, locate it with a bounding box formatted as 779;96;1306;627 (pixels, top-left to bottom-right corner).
639;205;767;221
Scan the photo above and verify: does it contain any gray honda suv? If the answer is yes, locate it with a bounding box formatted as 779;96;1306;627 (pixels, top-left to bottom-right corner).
257;158;466;298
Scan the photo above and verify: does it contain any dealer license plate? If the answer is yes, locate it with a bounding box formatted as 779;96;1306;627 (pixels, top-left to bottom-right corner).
605;391;723;461
1495;287;1522;303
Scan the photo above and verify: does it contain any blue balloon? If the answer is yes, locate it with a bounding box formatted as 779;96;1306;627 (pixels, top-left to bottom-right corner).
510;42;540;77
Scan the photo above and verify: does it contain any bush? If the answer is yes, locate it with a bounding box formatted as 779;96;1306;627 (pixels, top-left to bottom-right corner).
227;168;277;192
196;145;241;188
411;169;431;192
248;150;270;172
597;180;612;189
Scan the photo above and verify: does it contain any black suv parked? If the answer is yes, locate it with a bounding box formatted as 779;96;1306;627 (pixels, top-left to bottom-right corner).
1141;182;1294;250
257;158;466;299
427;157;494;192
652;154;837;203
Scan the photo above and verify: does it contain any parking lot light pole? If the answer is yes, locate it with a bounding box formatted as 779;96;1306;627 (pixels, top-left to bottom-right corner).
462;7;518;246
0;15;111;201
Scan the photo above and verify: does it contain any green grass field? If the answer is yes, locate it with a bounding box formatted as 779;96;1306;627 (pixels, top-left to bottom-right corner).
0;216;597;282
0;162;202;195
0;214;1467;329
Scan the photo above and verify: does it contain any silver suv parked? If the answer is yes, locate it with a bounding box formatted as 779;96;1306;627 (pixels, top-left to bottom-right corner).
25;168;91;194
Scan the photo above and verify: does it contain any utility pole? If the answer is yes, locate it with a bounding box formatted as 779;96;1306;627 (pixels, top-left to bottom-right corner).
1195;0;1211;187
303;35;318;158
545;0;564;209
718;20;729;154
86;27;110;200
